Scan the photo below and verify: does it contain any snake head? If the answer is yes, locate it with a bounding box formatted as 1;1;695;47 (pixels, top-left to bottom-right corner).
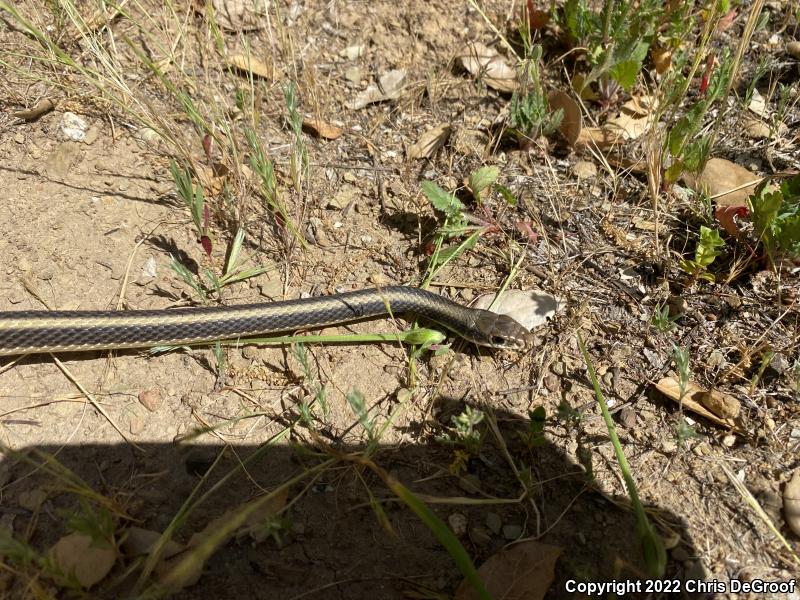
471;311;533;350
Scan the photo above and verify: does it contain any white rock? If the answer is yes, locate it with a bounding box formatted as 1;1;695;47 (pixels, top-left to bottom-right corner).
60;112;88;141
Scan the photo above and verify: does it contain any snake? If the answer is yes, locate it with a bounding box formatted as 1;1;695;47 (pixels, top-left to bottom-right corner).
0;286;532;356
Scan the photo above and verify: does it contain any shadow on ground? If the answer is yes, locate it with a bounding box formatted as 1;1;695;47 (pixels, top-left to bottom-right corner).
0;405;702;599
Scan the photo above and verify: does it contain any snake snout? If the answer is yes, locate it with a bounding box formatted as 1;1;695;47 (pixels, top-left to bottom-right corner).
477;312;532;349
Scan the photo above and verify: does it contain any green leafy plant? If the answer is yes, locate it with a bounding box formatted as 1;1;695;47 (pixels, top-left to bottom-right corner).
520;406;547;449
420;181;480;282
749;175;800;263
558;0;662;93
438;406;485;472
170;160;206;242
169;228;270;302
679;225;725;282
245;127;306;248
507;45;563;144
650;301;677;332
663;49;735;182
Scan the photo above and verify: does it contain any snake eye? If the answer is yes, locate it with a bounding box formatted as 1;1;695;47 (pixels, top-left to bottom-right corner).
490;336;508;347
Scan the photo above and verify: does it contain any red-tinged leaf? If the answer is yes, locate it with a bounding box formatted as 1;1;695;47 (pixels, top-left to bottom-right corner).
514;220;538;244
525;0;550;29
699;54;714;96
715;205;748;236
203;204;210;231
424;241;436;256
200;235;213;258
716;8;737;32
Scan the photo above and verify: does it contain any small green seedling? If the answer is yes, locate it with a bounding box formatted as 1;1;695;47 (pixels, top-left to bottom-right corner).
680;225;725;282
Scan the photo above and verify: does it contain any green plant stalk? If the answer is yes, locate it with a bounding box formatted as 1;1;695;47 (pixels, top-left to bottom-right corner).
577;332;666;577
351;455;491;600
149;328;447;355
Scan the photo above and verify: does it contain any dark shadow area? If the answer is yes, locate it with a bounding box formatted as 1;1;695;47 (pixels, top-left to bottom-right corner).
0;405;703;600
0;165;175;208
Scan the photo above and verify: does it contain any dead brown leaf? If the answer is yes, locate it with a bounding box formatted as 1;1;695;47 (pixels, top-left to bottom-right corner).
575;126;625;150
227;54;272;79
655;377;742;430
455;540;562;600
49;533;116;589
651;45;672;74
407;124;452;160
547;90;582;146
604;96;654;141
302;117;343;140
457;42;518;93
12;98;55;121
681;158;761;208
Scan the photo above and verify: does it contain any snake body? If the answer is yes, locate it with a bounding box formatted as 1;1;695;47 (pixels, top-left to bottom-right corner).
0;286;532;356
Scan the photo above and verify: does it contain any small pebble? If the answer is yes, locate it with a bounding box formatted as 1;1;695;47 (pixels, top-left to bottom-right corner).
129;416;144;436
485;512;502;535
138;389;162;412
448;513;468;537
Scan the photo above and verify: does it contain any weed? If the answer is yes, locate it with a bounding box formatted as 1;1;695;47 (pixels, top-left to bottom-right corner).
520;406;547;449
672;344;690;402
749;174;800;263
292;343;328;422
283;81;308;191
556;400;582;427
346;389;377;442
679;225;725;283
170;160;206;243
507;45;562;145
557;0;663;93
650;301;677;332
245;127;306;248
675;419;699;446
663;48;735;183
169;228;271;304
578;332;666;577
439;406;485;472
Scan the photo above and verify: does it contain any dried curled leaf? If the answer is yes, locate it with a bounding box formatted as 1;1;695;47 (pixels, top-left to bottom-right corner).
547;90;582;146
655;377;742;430
348;69;407;109
455;541;562;600
681;158;760;208
49;533;116;589
457;42;517;93
302;117;343;140
407;124;452;160
12;98;55;121
227;54;272;79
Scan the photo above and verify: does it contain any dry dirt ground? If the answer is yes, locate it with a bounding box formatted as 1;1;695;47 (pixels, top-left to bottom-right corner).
0;1;799;599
